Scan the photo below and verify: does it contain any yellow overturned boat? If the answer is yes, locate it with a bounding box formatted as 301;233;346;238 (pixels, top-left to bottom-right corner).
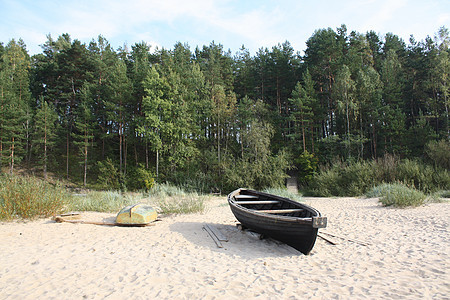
115;203;158;226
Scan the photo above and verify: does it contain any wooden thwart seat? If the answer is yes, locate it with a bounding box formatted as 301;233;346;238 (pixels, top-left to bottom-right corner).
234;195;259;199
235;200;280;205
257;209;304;214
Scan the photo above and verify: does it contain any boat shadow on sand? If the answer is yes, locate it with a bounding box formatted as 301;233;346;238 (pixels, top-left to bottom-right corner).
169;221;304;258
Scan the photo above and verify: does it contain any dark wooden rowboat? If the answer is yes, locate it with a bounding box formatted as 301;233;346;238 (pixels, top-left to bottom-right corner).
227;188;327;255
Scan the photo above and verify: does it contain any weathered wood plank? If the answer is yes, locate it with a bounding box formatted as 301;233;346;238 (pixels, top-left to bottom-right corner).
235;200;280;205
204;223;228;242
257;209;304;214
318;233;338;245
234;195;259;199
203;225;223;248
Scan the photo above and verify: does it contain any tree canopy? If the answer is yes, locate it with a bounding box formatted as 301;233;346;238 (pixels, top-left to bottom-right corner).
0;26;449;192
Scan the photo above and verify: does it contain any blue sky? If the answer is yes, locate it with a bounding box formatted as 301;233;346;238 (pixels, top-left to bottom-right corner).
1;0;449;55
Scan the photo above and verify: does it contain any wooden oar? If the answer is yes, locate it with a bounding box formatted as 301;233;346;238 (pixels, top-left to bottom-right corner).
53;216;154;227
317;233;338;245
320;231;371;246
54;216;116;226
203;225;223;248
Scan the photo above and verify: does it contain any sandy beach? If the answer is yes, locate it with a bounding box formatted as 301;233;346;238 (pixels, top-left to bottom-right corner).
0;196;448;299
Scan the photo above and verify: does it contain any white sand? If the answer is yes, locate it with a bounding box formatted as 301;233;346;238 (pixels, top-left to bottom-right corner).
0;197;448;299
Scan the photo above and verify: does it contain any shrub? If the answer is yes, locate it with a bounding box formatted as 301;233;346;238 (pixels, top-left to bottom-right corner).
308;166;341;196
126;164;156;191
295;150;318;184
425;139;450;170
0;174;68;220
308;155;449;196
367;183;426;208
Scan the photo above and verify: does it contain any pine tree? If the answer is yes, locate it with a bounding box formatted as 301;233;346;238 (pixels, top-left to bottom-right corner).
0;39;30;174
333;65;356;158
288;81;314;153
72;84;95;187
33;97;58;180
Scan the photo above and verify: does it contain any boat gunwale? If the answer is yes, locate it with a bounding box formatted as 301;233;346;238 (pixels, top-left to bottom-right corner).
227;188;321;224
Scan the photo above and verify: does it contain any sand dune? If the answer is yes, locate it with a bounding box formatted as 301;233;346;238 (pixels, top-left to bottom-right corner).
0;197;448;299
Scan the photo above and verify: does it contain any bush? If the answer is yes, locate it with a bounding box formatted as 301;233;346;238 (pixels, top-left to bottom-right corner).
295;150;318;184
308;155;450;196
367;183;426;208
126;164;156;191
425;139;450;170
0;174;68;220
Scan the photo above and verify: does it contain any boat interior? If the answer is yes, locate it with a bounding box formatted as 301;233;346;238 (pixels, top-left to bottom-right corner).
231;192;314;218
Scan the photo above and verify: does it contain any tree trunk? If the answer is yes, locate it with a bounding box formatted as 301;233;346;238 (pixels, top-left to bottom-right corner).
301;114;306;152
156;149;159;179
44;119;47;180
145;141;149;169
66;130;70;180
84;138;88;187
119;122;123;175
9;137;14;175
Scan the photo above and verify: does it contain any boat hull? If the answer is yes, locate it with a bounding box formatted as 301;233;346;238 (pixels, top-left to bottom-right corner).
116;204;157;225
228;188;326;255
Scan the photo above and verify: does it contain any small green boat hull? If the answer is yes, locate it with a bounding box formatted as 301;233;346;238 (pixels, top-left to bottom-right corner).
116;204;157;225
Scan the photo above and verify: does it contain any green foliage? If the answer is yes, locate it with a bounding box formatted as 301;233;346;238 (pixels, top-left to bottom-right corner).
394;159;449;193
126;164;155;191
308;156;450;196
0;39;30;172
0;174;68;220
222;148;290;193
2;27;450;196
32;98;58;179
96;158;120;190
367;183;427;208
295;150;318;184
425;139;450;170
308;160;376;196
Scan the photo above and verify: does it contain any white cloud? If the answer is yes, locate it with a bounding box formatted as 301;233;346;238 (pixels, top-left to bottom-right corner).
1;0;448;55
361;0;408;33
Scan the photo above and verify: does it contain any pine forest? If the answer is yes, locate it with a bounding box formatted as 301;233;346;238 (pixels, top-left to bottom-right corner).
0;25;449;195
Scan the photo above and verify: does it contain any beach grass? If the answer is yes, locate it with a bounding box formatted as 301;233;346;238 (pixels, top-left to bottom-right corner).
0;174;68;220
149;183;206;214
0;174;207;220
67;191;142;213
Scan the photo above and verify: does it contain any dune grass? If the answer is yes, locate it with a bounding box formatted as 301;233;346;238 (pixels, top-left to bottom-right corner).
149;183;206;214
67;191;142;213
0;174;68;220
0;174;206;221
